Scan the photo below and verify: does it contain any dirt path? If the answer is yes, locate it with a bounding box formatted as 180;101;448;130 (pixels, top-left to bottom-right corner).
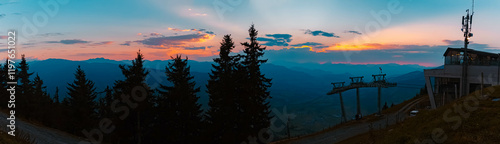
280;97;424;144
0;112;84;144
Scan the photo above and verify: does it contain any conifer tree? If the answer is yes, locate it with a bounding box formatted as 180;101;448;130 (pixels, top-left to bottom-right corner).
32;74;52;122
54;87;60;104
50;86;64;129
32;74;47;98
97;86;113;119
64;65;98;135
155;55;202;143
17;55;34;119
240;24;273;142
113;50;154;144
206;34;245;143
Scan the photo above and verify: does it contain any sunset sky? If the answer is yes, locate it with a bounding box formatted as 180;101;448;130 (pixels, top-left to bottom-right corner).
1;0;499;67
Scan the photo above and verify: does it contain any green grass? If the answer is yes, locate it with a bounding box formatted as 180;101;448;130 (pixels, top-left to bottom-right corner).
339;85;500;144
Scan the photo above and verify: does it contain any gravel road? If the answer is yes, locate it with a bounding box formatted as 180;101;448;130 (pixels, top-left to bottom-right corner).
0;112;84;144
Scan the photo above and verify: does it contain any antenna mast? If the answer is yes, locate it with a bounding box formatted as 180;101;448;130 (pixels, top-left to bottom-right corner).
461;0;474;96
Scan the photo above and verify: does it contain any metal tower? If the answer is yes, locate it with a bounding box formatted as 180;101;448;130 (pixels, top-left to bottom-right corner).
328;73;397;122
331;82;347;123
461;0;475;96
349;76;364;119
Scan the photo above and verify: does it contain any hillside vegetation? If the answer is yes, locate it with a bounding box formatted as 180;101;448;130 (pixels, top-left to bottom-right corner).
340;85;500;144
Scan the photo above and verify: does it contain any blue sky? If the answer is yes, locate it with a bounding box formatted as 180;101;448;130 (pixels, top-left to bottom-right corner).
1;0;499;67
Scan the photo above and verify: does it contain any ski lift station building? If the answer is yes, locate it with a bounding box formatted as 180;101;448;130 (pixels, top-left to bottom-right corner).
424;47;500;109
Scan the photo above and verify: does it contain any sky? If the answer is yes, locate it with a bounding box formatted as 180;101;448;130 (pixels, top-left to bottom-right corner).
1;0;499;67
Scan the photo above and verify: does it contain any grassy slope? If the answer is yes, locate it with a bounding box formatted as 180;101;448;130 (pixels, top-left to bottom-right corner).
272;95;422;143
340;85;500;144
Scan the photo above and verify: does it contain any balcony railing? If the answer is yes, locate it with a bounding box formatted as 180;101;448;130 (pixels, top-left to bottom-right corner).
445;56;499;66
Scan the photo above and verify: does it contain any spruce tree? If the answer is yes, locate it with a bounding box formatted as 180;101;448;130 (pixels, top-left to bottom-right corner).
240;24;273;142
51;86;63;129
17;55;34;119
54;87;60;104
97;86;113;119
32;74;52;122
113;50;154;144
206;34;244;143
64;65;98;135
155;55;202;143
32;74;47;98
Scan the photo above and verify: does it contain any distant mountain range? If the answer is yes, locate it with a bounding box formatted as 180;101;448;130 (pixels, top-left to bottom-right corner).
21;58;428;137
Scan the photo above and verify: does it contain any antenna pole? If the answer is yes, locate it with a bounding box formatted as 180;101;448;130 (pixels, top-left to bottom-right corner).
462;10;469;97
461;0;474;97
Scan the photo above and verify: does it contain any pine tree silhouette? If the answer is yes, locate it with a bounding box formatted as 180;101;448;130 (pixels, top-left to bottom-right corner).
17;55;34;119
240;24;273;142
54;87;60;104
206;34;245;143
50;86;64;129
154;55;202;143
64;65;98;135
112;50;154;144
97;86;113;119
32;74;52;123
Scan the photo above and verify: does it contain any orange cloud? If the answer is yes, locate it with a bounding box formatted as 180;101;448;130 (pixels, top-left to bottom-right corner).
323;43;402;51
195;34;215;43
283;43;403;53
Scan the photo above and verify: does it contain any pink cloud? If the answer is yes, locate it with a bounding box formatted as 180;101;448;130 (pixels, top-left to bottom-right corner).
90;41;114;46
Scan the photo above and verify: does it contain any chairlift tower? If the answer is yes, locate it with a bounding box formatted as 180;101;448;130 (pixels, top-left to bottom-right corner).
331;82;347;123
372;74;387;115
328;72;396;122
349;76;364;119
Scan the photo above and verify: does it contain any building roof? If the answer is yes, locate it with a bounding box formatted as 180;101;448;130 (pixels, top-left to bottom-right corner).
444;47;500;57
